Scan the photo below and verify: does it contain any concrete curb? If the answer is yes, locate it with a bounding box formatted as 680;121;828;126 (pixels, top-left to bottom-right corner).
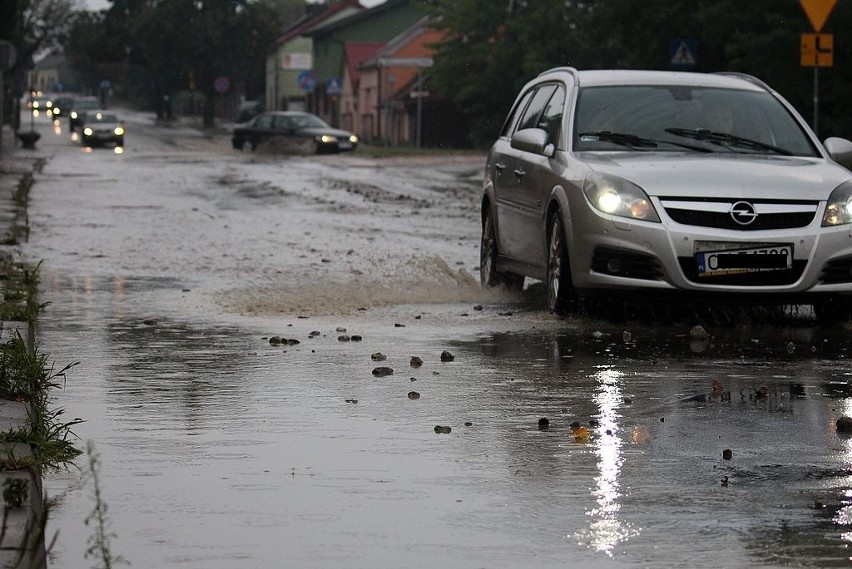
0;123;47;569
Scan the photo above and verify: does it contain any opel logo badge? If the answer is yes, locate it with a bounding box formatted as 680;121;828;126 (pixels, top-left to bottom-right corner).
730;201;757;225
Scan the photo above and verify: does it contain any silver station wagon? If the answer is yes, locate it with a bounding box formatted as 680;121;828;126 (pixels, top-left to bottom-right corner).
480;67;852;319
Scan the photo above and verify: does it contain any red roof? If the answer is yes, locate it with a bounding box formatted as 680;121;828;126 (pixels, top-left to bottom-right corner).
344;42;384;87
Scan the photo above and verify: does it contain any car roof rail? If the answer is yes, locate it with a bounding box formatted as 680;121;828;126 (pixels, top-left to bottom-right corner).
713;71;771;91
538;66;579;79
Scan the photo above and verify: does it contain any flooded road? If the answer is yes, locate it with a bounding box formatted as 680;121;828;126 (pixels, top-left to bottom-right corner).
19;110;852;568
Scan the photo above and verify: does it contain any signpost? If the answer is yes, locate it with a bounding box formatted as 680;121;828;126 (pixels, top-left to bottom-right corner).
377;57;434;148
799;0;837;135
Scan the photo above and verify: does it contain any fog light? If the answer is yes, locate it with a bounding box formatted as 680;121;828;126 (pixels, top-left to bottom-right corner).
606;258;623;274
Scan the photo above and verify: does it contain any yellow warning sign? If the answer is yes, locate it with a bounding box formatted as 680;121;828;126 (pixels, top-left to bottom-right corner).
800;0;837;32
801;33;834;67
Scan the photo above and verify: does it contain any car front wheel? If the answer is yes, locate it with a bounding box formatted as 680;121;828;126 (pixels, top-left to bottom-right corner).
546;212;577;315
480;210;524;290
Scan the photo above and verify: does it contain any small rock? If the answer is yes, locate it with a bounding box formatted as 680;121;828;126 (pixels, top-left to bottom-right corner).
372;366;394;377
394;323;406;328
269;336;282;345
592;330;604;340
537;417;550;430
338;335;351;342
440;350;455;362
464;422;473;427
345;399;358;404
309;331;321;338
622;330;632;342
351;335;363;342
721;476;729;487
407;391;420;400
434;425;452;434
722;449;733;460
336;327;347;333
786;341;796;354
286;339;300;346
473;305;483;311
690;325;710;339
837;416;852;433
371;352;387;361
410;356;423;368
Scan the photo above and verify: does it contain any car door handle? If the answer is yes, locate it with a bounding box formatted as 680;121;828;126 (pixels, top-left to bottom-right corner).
495;162;506;172
514;168;526;178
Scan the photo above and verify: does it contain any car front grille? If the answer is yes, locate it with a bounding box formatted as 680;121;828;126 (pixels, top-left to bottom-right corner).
592;248;664;280
661;198;818;231
820;257;852;284
678;257;806;285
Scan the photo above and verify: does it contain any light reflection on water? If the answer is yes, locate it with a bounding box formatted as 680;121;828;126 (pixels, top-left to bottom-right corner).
581;366;637;556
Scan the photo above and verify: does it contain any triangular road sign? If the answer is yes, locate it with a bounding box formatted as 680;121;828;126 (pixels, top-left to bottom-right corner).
672;41;696;65
800;0;837;32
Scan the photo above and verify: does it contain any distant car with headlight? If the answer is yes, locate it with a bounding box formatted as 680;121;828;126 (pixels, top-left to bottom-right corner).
232;111;359;154
80;110;125;147
68;96;101;130
480;67;852;320
50;95;75;120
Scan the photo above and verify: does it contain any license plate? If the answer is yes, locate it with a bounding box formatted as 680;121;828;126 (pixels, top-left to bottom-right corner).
696;244;792;277
338;141;352;149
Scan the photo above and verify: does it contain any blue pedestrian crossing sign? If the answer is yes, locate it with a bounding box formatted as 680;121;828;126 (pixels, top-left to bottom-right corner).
669;39;697;69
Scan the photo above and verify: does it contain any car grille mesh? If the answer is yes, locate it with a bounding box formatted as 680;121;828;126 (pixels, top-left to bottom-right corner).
678;258;806;285
591;248;664;281
820;258;852;284
662;198;818;231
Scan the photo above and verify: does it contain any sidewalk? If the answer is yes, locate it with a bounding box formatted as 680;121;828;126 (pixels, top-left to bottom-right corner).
0;121;48;569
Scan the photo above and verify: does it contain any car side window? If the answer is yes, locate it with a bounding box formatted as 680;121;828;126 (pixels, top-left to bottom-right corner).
256;115;273;129
538;85;566;145
516;84;557;132
273;116;293;129
501;89;535;138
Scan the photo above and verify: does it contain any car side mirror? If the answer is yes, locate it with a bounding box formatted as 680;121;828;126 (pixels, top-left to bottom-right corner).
824;137;852;170
511;128;555;158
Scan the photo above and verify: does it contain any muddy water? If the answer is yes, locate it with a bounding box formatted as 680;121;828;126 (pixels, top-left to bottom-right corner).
22;113;852;568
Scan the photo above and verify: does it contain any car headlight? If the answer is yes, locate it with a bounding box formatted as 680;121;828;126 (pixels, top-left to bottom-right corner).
317;135;338;144
114;127;125;136
582;172;660;222
349;134;359;144
83;127;93;136
822;181;852;226
71;111;78;119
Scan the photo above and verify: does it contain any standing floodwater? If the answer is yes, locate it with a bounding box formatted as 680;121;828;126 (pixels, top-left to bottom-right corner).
19;109;852;568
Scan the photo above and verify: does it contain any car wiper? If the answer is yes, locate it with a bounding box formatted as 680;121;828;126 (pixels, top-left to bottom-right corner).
579;131;658;148
664;128;794;156
579;131;712;153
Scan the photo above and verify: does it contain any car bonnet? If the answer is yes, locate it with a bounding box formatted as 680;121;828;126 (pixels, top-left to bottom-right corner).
579;152;852;201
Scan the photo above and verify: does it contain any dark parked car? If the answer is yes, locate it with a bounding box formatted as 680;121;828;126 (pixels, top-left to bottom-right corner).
80;110;125;147
68;96;101;130
480;67;852;319
232;111;359;154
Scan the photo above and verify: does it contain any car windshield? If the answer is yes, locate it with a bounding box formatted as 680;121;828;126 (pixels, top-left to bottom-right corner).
87;112;118;123
75;98;100;110
573;85;819;156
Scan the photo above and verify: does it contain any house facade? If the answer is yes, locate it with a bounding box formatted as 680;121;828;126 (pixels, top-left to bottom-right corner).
304;0;430;129
265;0;363;112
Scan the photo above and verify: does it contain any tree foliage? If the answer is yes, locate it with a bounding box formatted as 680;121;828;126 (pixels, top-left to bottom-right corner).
65;0;303;124
429;0;852;146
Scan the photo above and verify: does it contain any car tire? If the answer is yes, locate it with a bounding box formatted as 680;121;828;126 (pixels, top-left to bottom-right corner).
232;138;244;151
546;212;577;315
480;210;524;290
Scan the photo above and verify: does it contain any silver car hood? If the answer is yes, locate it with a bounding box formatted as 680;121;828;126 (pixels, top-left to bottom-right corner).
578;152;852;200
